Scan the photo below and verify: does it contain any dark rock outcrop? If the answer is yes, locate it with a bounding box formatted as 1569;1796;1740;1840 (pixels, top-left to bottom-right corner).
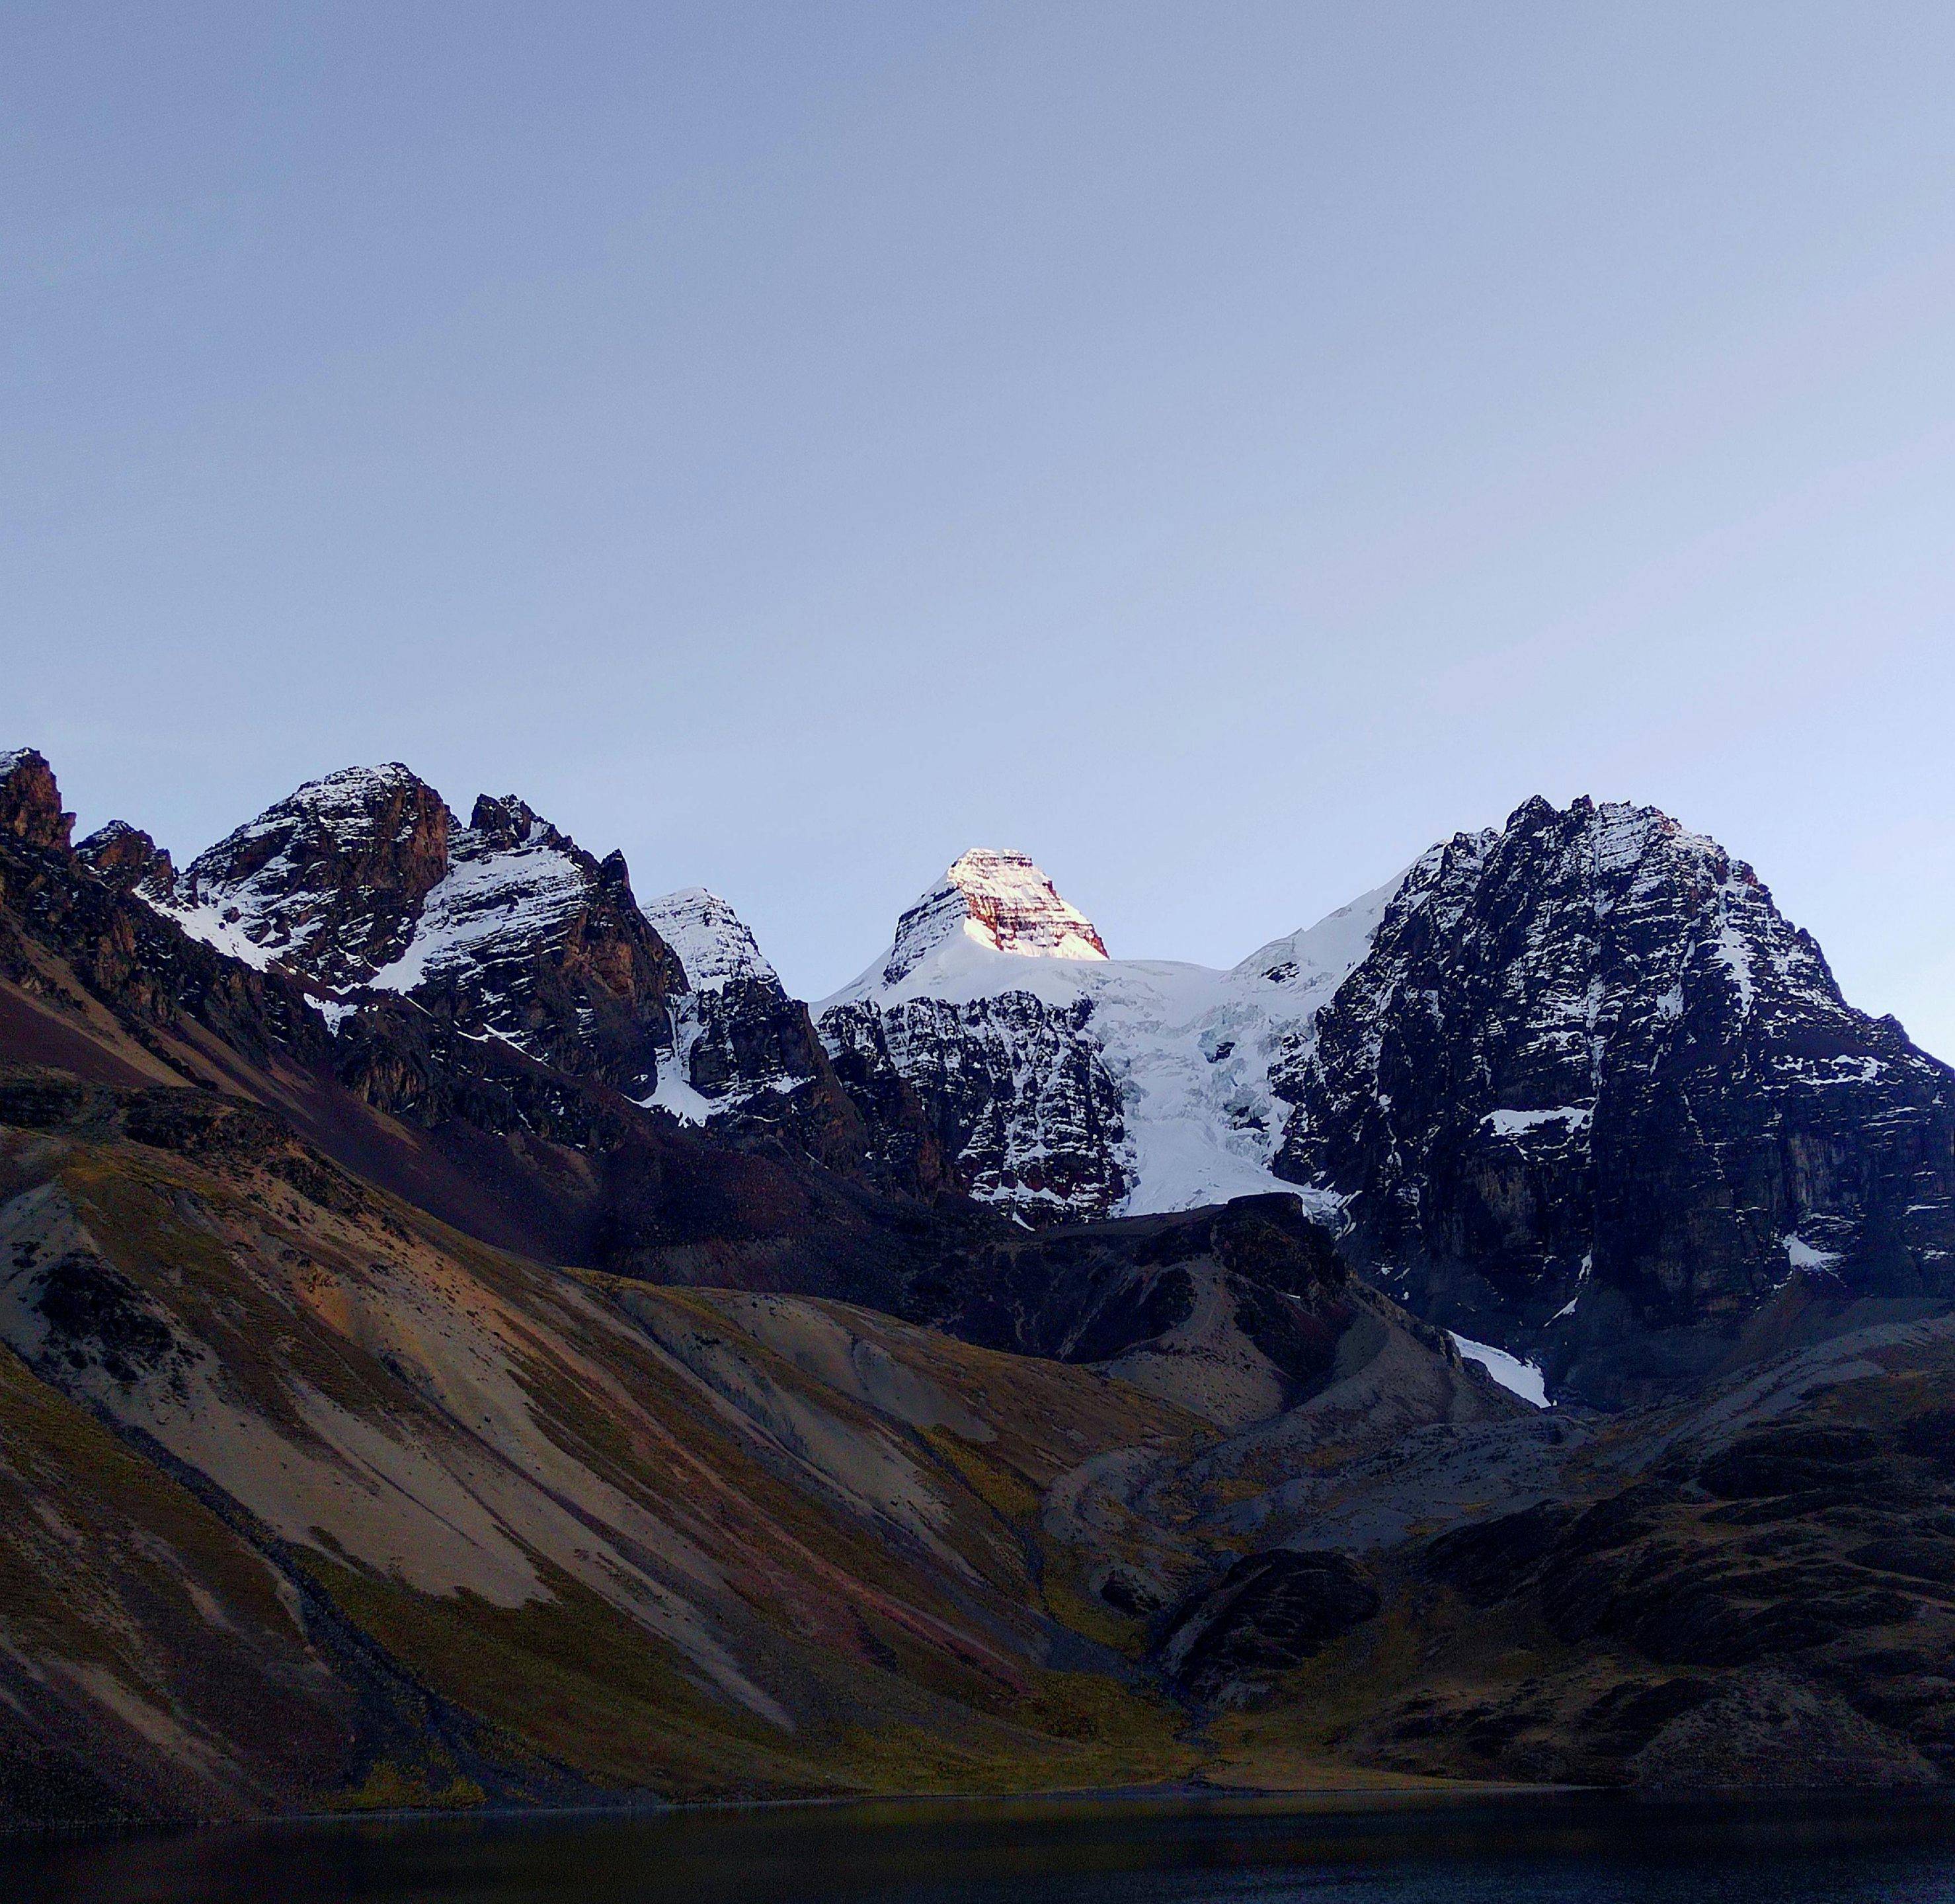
387;793;685;1097
1374;1367;1955;1786
1158;1550;1380;1704
75;820;176;900
885;1193;1418;1431
638;887;879;1180
822;991;1128;1218
0;750;73;852
1276;796;1955;1405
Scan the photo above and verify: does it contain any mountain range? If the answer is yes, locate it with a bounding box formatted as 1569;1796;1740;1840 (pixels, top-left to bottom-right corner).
5;742;1955;1823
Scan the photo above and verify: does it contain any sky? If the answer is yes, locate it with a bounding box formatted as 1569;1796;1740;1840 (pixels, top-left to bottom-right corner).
6;2;1955;1046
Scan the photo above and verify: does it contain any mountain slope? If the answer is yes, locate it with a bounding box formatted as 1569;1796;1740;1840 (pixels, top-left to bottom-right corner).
9;1065;1954;1817
0;1069;1214;1821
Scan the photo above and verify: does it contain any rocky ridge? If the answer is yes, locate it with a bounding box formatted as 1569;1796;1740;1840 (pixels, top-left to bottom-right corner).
164;763;454;986
0;751;916;1283
147;767;684;1095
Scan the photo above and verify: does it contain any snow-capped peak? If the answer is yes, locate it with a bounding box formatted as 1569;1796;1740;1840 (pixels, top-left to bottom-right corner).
857;848;1108;995
639;888;779;993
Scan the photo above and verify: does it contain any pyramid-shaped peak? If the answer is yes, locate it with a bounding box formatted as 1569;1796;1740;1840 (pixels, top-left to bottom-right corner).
941;850;1109;961
854;848;1109;992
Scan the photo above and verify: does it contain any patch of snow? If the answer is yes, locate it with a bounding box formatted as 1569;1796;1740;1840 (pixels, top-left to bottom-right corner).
1783;1232;1845;1273
313;999;359;1035
1482;1105;1593;1136
639;1066;714;1126
143;894;282;971
368;836;586;996
1710;883;1758;1015
1449;1333;1551;1408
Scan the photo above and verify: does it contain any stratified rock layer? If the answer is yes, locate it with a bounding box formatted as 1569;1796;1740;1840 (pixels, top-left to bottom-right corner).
879;848;1108;986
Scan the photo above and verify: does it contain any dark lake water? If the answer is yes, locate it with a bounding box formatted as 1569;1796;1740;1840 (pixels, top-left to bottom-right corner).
11;1789;1955;1904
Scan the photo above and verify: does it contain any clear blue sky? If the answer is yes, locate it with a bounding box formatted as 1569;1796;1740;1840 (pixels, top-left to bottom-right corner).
7;3;1954;1049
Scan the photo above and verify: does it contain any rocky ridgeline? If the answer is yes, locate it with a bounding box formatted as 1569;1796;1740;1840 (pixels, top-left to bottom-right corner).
121;764;678;1095
1275;796;1955;1404
66;758;870;1162
9;744;1954;1406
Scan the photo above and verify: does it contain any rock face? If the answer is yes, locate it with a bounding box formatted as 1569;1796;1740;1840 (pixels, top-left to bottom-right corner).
824;989;1131;1219
637;885;877;1175
1274;796;1955;1404
820;848;1129;1218
154;769;684;1096
0;750;72;853
818;853;1394;1224
364;794;684;1097
75;820;175;901
639;887;822;1111
169;764;453;984
906;1194;1362;1417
